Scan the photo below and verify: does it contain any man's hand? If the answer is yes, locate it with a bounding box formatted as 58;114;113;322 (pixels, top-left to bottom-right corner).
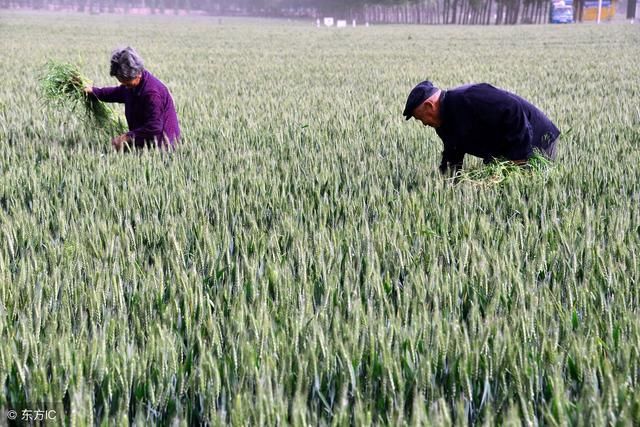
112;134;130;152
84;86;93;95
439;160;463;177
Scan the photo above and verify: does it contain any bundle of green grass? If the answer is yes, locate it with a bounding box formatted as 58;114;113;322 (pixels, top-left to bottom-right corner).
454;154;553;186
40;61;126;135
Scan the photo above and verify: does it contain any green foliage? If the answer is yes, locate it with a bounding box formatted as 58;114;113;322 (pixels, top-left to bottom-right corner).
40;60;126;136
1;12;640;426
455;154;553;186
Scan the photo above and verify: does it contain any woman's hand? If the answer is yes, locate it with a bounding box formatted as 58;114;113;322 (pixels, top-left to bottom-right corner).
111;134;130;152
84;86;93;94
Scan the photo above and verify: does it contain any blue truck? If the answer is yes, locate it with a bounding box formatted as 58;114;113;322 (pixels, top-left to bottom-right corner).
550;0;575;23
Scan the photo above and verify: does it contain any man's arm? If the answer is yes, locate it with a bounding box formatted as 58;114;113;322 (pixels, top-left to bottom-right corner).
86;85;126;103
126;92;163;144
439;146;464;176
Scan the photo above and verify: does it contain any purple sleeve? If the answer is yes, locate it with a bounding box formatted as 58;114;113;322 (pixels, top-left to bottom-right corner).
92;86;126;103
126;92;163;142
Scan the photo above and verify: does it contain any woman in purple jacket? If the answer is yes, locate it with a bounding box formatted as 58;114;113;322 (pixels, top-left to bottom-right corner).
85;47;181;151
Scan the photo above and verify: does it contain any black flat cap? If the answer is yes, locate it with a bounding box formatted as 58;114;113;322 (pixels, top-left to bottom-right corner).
403;80;438;120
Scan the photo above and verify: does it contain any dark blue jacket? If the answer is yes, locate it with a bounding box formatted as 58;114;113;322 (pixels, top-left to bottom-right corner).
435;83;560;173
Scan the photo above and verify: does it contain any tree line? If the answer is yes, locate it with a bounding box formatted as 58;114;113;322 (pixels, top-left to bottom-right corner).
2;0;596;24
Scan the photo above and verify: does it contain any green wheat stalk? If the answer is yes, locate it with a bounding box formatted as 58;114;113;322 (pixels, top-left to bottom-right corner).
454;153;553;186
40;60;126;135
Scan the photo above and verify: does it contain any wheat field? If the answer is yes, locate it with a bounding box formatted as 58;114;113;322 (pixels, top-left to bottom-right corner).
1;11;639;425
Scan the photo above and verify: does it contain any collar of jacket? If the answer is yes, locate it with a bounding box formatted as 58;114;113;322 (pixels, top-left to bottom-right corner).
133;69;149;95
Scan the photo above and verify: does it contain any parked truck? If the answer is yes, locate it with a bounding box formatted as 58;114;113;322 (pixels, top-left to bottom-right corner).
550;0;575;23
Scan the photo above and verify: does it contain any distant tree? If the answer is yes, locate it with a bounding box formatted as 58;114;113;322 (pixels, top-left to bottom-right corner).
573;0;584;21
0;0;573;25
628;0;637;19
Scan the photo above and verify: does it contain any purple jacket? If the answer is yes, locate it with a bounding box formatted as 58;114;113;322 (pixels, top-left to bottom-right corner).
92;70;181;148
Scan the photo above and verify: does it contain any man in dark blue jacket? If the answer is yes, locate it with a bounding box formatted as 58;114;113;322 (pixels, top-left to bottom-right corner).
403;81;560;175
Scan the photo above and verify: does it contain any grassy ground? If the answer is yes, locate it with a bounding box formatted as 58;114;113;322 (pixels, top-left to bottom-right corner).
1;11;639;425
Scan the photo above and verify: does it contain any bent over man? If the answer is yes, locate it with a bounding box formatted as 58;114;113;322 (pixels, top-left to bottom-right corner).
403;81;560;175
